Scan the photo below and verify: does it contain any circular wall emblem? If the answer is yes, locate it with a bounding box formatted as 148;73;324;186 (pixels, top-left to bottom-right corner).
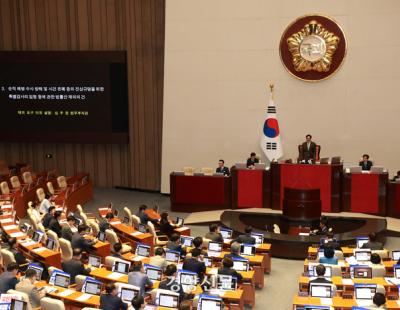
279;14;347;82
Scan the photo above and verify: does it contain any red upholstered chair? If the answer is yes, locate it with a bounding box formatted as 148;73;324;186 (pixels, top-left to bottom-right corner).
298;144;321;162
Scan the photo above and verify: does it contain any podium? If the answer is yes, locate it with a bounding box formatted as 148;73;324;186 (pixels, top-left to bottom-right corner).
282;188;321;221
342;171;388;215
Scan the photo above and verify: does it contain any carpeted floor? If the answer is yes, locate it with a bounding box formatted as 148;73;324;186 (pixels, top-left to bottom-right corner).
84;187;400;310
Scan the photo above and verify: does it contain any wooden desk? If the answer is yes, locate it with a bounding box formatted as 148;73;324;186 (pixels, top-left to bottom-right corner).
308;247;355;258
109;220;154;250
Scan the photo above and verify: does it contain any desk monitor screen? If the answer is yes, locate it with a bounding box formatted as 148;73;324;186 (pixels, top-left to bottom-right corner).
217;274;237;291
392;250;400;261
254;163;266;170
355;285;376;300
122;216;130;225
145;266;162;281
97;231;106;242
355;250;371;262
330;156;341;164
352;266;372;279
219;228;233;239
198;297;222;310
179;271;197;287
84;280;102;295
251;233;264;244
165;251;180;263
317;250;325;258
394;265;400;278
10;299;27;310
203;256;212;268
120;287;138;303
136;244;151;257
20;223;30;234
208;242;223;253
319;158;329;164
88;255;101;268
158;292;179;308
356;237;369;248
309;284;332;298
240;244;256;256
54;273;70;288
27;264;43;280
180;236;193;247
176;217;184;227
46;238;55;251
138;224;147;233
349;166;362;173
113;261;130;274
32;231;43;243
232;259;249;272
370;166;384;173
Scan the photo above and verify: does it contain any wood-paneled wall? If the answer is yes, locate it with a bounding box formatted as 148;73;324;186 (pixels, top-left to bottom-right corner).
0;0;165;190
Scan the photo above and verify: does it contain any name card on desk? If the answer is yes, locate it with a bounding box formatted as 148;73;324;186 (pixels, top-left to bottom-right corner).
57;289;75;297
20;240;37;247
341;279;354;285
108;272;125;280
3;224;17;230
0;218;13;224
75;293;93;301
9;232;24;238
32;247;47;253
110;221;121;225
130;232;142;236
320;298;333;305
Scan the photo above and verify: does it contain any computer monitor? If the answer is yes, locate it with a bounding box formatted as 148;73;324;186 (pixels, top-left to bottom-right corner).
392;250;400;261
10;299;27;310
179;271;197;289
317;250;325;258
176;217;184;227
54;273;71;288
136;244;151;257
351;266;372;279
319;158;329;164
113;260;131;274
203;256;212;268
88;255;102;268
355;285;376;299
208;242;223;253
180;236;193;247
394;265;400;278
26;263;43;280
122;216;130;225
145;265;163;281
309;284;332;298
251;233;264;244
165;251;180;263
20;223;30;234
240;244;256;256
219;228;233;239
356;237;369;248
354;250;371;262
158;292;179;308
198;296;222;310
120;287;139;303
46;238;55;251
84;279;102;295
217;275;237;291
32;230;43;243
232;259;249;272
97;231;106;242
138;224;147;233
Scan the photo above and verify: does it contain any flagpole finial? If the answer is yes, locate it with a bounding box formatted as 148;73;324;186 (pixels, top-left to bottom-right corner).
269;83;274;93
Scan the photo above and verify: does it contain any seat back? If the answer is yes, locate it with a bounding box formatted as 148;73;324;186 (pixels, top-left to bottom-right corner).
7;290;32;310
47;182;55;195
1;249;16;265
371;265;386;278
41;297;65;310
48;266;62;277
105;229;119;246
329;265;342;277
80;212;89;226
87;219;99;237
183;167;195;176
123;207;133;226
22;172;33;185
57;176;68;190
59;238;73;261
75;275;87;291
10;176;21;189
36;188;45;202
0;181;10;195
47;230;60;251
76;204;83;215
105;256;124;268
201;167;214;176
131;215;140;228
334;250;344;260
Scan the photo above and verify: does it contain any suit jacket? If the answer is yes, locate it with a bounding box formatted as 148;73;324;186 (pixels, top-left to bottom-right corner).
217;266;243;282
205;232;223;243
61;225;73;242
301;141;317;161
127;271;152;295
159;220;175;237
136;211;151;225
15;279;43;307
100;294;128;310
166;241;186;257
62;258;91;284
182;258;206;278
216;167;230;176
234;234;256;245
48;218;62;237
361;241;383;250
0;272;18;293
309;277;332;285
224;253;245;261
98;218;110;233
158;277;185;301
71;232;95;252
359;160;373;171
246;158;259;168
42;213;53;228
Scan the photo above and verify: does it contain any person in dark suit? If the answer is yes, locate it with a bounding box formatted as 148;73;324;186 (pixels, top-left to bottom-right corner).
8;237;29;268
224;242;244;260
71;224;96;251
99;212;114;233
205;224;223;243
112;243;124;259
313;217;329;236
300;134;317;162
61;215;76;242
159;264;185;302
136;205;152;225
309;264;332;284
166;233;186;257
61;248;91;284
100;283;128;310
234;226;256;245
127;261;153;295
42;206;56;229
359;154;373;171
216;159;230;176
159;212;178;238
218;257;243;282
48;210;62;237
182;248;206;279
392;171;400;182
361;233;383;250
0;263;19;293
246;152;259;168
319;233;341;251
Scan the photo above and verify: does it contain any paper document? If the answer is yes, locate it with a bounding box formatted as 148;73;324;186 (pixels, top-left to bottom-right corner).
108;272;124;280
75;293;92;301
320;298;333;305
58;289;75;297
9;232;24;238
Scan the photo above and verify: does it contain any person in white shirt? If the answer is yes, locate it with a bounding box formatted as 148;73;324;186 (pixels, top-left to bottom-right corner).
39;194;52;214
30;202;42;224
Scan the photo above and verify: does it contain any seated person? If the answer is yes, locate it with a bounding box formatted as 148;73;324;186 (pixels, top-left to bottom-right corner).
99;212;114;233
159;211;178;237
359;154;373;171
319;247;338;265
313;217;329;235
216;159;230;176
182;248;206;279
0;262;19;293
42;206;56;229
309;264;332;284
131;295;145;310
100;283;128;310
370;253;382;265
159;264;185;301
15;269;46;308
61;215;76;241
234;226;256;245
191;236;206;256
149;247;168;270
71;224;97;251
224;242;244;260
361;233;383;250
392;171;400;182
127;261;153;295
39;193;52;214
246;152;259;168
62;248;91;284
218;257;243;282
319;233;341;251
8;237;29;268
369;292;386;309
205;224;223;243
136;205;151;225
48;210;62;237
166;233;186;257
112;243;124;259
300;134;317;162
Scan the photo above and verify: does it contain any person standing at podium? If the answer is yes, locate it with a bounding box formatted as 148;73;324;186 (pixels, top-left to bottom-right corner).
216;159;230;176
301;134;316;162
359;154;373;171
246;152;259;168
